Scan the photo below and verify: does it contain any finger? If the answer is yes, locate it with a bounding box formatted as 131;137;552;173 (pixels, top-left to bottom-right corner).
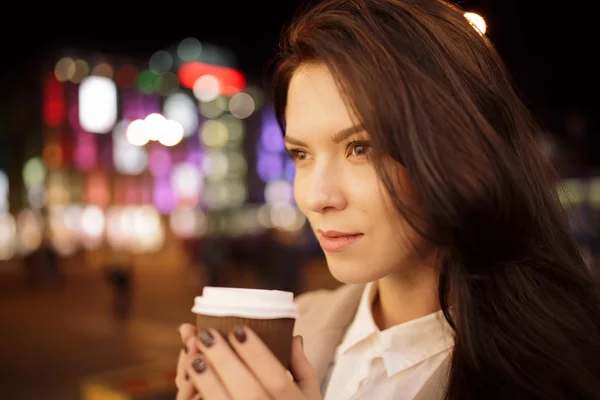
177;349;189;380
175;372;199;400
176;349;199;397
195;329;267;400
289;335;321;398
186;354;230;400
228;326;304;400
176;380;196;400
186;336;200;355
179;323;197;344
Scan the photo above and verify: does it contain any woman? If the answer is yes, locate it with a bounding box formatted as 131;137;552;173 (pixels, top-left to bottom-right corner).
176;0;600;399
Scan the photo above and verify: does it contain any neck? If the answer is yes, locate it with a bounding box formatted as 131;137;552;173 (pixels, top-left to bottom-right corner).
372;253;440;330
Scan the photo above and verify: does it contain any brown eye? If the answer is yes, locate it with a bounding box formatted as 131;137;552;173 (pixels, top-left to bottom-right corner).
349;142;371;157
286;148;307;161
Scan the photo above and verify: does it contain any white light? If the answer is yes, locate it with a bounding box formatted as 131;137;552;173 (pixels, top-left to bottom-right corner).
264;179;293;204
229;92;255;119
464;12;487;35
163;92;199;137
114;143;148;176
81;205;105;238
170;207;207;239
158;120;184;147
172;162;203;198
79;76;118;133
144;113;167;141
16;208;44;254
126;119;149;146
193;75;220;102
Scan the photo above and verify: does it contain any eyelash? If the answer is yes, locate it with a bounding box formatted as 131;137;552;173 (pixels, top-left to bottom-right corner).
286;140;372;161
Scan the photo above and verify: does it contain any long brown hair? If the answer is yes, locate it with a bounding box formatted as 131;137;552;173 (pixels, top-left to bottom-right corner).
271;0;600;398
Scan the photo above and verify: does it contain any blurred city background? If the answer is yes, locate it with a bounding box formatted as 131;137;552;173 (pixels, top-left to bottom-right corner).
0;2;597;399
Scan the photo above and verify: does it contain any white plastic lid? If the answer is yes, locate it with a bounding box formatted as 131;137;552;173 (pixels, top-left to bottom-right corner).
192;286;299;319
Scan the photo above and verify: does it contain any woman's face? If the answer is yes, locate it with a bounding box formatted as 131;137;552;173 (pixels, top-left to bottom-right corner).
284;63;433;284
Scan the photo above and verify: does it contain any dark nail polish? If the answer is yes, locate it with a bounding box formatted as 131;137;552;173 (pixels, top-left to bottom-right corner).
199;331;215;347
233;326;247;343
182;343;188;354
298;335;304;348
192;358;207;373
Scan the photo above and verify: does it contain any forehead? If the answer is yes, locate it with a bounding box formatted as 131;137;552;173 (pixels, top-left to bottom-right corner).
285;64;357;138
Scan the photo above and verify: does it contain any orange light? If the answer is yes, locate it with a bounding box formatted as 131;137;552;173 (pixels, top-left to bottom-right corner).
178;61;246;95
42;143;63;168
86;170;110;208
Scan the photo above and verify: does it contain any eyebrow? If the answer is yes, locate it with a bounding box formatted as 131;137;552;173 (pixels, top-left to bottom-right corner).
284;124;365;147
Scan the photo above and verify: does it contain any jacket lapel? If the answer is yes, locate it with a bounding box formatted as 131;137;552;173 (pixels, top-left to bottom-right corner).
293;284;364;382
412;354;451;400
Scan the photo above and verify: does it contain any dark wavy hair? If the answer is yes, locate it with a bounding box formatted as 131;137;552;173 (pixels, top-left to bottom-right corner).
271;0;600;399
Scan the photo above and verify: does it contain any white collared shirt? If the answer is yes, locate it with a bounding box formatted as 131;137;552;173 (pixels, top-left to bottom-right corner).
323;282;455;400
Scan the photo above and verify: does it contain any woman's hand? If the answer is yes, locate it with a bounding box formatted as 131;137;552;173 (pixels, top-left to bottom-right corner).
176;324;202;400
175;323;322;400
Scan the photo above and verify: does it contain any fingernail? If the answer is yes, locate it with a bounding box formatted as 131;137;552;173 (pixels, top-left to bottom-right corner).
232;326;247;343
192;357;207;373
199;330;215;347
297;335;304;348
182;343;188;354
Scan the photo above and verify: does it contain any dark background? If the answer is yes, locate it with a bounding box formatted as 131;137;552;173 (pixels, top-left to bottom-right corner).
1;0;597;150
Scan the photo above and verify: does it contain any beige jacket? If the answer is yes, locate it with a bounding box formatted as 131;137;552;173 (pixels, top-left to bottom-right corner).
293;284;451;400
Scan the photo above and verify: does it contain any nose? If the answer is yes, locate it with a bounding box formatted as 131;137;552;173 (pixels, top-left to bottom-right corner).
304;161;347;214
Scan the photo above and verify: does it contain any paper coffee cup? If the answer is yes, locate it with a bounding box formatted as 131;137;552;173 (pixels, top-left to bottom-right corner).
192;287;299;368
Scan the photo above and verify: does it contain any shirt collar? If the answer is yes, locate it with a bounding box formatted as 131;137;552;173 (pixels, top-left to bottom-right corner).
337;281;380;354
337;281;455;377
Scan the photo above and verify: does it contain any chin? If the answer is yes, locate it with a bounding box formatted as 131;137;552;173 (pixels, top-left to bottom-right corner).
325;254;386;284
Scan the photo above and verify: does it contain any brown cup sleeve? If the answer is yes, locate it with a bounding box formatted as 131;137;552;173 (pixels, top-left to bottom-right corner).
196;314;296;369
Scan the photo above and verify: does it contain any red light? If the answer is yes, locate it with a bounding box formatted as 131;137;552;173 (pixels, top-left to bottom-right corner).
115;64;139;89
178;61;246;95
43;73;66;126
44;73;63;98
43;100;66;127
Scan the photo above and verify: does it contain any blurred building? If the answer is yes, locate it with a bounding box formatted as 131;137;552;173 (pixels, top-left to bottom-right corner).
0;38;308;274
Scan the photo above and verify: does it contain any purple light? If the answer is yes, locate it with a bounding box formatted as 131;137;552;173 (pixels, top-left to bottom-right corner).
148;146;172;178
99;139;113;170
75;131;97;172
121;90;146;121
285;159;296;183
68;103;80;131
257;152;284;182
121;91;161;121
144;94;162;115
187;148;204;166
153;178;176;214
260;109;284;152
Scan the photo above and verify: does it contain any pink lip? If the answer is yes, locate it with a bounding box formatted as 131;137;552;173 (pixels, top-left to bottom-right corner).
317;230;364;252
